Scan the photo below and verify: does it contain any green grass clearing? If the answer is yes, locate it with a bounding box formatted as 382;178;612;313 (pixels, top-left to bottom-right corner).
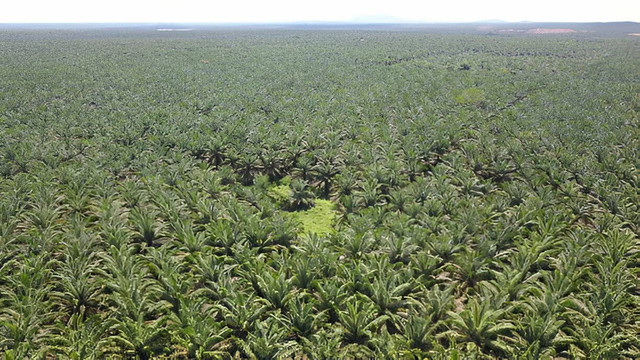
267;181;337;236
288;199;337;236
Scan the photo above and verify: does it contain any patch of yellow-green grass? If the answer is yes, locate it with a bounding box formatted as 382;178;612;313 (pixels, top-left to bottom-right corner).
266;179;338;236
289;199;337;236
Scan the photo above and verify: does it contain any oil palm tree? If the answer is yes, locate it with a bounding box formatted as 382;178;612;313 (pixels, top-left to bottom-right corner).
445;298;516;356
106;312;169;360
292;154;315;182
129;207;165;248
356;177;383;207
51;231;103;320
167;296;232;359
367;271;413;321
0;253;55;358
236;317;300;360
278;296;326;339
47;313;111;360
253;267;294;311
235;151;262;186
259;148;284;182
338;294;389;345
284;178;315;211
311;157;341;198
216;291;269;338
335;171;359;197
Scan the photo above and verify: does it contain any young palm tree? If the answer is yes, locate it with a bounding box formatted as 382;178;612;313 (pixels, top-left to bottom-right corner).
149;188;185;226
192;197;221;225
299;328;343;360
205;218;241;256
397;311;438;355
52;230;103;320
338;294;389;345
387;188;413;214
0;253;55;358
290;255;318;290
129;207;165;248
235;151;262;186
513;311;568;359
253;268;294;311
166;296;232;359
106;312;169;360
292;155;315;182
313;279;350;324
171;219;208;255
278;295;326;339
118;179;148;209
445;298;516;356
311;158;341;199
206;134;228;168
450;249;493;290
409;251;442;287
356;178;383;207
383;232;420;264
236;317;300;360
23;199;65;233
284;178;315;211
242;213;274;250
64;181;92;215
334;228;376;260
259;148;284;182
215;291;269;338
100;244;171;358
367;271;413;321
425;234;464;265
146;247;192;315
48;313;111;360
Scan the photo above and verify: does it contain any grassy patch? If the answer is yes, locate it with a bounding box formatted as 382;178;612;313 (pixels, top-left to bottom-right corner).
289;199;337;236
267;180;338;235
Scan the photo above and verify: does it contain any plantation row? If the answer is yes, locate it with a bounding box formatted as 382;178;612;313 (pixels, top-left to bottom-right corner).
0;28;638;359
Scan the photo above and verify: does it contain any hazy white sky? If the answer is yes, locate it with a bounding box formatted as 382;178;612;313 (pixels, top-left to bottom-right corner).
2;0;639;23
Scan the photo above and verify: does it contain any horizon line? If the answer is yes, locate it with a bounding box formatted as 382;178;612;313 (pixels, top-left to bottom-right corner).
1;20;639;25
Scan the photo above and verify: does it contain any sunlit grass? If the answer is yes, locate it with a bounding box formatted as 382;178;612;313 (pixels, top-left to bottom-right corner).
289;199;337;236
268;180;337;235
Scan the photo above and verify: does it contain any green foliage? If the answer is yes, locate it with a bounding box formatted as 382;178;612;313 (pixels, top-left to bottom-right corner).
269;180;337;235
0;25;638;359
268;184;291;206
454;87;485;105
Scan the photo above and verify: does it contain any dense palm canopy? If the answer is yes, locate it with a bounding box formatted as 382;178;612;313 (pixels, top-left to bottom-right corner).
0;24;639;358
